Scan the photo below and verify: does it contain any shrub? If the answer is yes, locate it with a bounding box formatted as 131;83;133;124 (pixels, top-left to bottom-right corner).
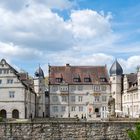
127;124;140;140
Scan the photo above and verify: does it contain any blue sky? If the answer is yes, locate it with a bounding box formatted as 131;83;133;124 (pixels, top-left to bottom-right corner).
0;0;140;76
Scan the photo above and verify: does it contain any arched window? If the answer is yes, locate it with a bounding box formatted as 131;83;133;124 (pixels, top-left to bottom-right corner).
0;109;7;118
95;108;99;113
12;109;19;119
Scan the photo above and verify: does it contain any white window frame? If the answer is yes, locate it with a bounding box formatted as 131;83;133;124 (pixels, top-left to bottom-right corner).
78;85;83;91
52;85;58;92
71;106;76;111
61;106;66;112
102;96;107;102
7;79;13;84
71;96;75;102
79;106;83;111
52;96;58;102
52;106;58;112
62;96;67;102
78;96;83;102
9;91;15;98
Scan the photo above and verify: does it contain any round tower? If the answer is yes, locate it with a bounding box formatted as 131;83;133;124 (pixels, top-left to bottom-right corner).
110;60;123;111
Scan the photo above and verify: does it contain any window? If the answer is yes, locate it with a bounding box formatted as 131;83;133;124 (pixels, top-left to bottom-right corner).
101;85;106;91
113;77;115;80
127;95;129;100
102;96;107;102
52;106;58;112
100;78;106;82
70;85;76;92
52;86;58;92
7;79;13;84
52;96;58;102
62;96;67;102
4;69;9;74
78;96;83;102
0;70;2;74
0;80;2;84
79;106;83;111
9;91;15;98
136;105;139;112
78;85;83;91
136;93;138;100
60;86;68;92
134;94;135;100
73;78;80;82
71;96;75;102
95;96;100;102
71;106;75;111
84;78;91;82
94;85;100;91
61;106;66;112
56;78;62;83
124;95;126;101
102;106;106;111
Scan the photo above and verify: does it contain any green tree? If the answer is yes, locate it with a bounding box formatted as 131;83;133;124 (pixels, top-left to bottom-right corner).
127;124;140;140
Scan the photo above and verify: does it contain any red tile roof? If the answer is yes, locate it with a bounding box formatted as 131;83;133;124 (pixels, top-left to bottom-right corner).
49;64;109;84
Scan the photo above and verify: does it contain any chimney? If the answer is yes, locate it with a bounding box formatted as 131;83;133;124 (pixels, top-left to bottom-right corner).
66;64;70;67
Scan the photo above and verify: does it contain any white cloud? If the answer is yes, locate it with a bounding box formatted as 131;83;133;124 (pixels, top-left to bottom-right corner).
0;0;74;11
0;5;114;55
48;52;113;66
34;0;75;10
119;56;140;73
0;1;140;75
69;10;112;39
0;5;74;51
0;42;43;60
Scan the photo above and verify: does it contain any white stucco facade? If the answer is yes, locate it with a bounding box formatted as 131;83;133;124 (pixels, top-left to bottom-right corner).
50;84;110;119
34;77;46;117
122;69;140;118
0;59;36;119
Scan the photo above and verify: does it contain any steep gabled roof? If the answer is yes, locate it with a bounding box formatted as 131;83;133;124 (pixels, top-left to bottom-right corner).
0;59;35;94
126;73;138;92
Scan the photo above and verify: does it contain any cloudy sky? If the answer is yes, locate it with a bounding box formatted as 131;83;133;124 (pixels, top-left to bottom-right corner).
0;0;140;76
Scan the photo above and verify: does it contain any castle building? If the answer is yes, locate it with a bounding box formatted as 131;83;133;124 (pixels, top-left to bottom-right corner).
49;64;110;119
0;59;48;119
1;57;140;119
109;60;140;118
0;59;36;119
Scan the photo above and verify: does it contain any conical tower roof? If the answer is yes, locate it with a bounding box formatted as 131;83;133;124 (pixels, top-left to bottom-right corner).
35;66;44;78
110;60;123;76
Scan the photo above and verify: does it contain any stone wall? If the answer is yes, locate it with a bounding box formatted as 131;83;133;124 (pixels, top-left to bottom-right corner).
0;121;136;140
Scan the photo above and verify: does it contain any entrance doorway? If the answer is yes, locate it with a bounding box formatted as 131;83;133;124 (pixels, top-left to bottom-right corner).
95;108;100;117
12;109;19;119
0;109;7;118
95;108;99;113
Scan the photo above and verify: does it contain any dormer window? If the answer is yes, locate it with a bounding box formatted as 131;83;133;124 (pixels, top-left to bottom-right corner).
73;78;80;82
73;74;80;82
100;77;106;82
56;78;63;83
55;73;63;83
84;78;91;82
